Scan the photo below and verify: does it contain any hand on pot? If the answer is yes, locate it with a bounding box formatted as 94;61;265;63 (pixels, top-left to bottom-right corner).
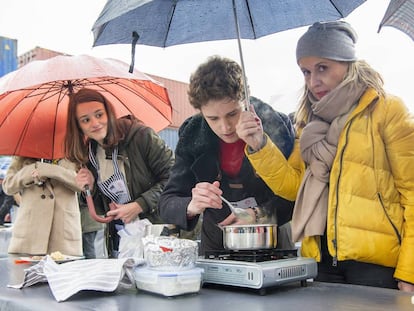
219;208;256;226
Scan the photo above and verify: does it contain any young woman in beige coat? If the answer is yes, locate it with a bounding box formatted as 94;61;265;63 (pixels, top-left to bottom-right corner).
3;157;83;256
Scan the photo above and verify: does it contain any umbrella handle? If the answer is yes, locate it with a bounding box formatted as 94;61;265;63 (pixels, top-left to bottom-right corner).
84;185;115;223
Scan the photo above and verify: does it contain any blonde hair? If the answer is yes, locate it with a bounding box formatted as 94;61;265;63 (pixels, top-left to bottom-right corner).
294;60;385;131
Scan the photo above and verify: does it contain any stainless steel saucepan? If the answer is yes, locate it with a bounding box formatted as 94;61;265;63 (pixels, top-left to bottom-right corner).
222;224;277;250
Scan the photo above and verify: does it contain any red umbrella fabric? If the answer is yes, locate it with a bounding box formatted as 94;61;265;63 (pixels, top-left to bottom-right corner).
0;54;172;159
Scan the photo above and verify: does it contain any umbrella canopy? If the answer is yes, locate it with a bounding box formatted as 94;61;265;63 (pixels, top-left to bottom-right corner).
92;0;366;47
378;0;414;41
91;0;366;107
0;54;172;159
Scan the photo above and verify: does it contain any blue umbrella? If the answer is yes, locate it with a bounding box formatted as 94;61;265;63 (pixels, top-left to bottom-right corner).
378;0;414;41
92;0;366;106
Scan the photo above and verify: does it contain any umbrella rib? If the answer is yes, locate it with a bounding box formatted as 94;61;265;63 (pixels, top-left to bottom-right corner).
24;83;65;101
113;80;171;118
2;83;60;157
0;93;34;156
245;0;257;38
329;0;345;18
163;0;178;47
89;78;171;122
28;82;63;158
18;82;67;158
50;82;71;159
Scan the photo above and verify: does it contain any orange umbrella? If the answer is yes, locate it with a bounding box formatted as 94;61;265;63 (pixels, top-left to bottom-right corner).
0;54;172;159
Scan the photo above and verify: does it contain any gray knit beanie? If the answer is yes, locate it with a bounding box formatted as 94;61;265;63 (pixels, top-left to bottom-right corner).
296;21;358;63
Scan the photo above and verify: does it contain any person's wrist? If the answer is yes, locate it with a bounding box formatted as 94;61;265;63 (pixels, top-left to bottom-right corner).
186;207;197;219
248;135;267;153
133;201;143;216
396;278;414;286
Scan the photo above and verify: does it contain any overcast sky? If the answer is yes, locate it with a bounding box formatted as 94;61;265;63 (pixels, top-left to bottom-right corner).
1;0;413;114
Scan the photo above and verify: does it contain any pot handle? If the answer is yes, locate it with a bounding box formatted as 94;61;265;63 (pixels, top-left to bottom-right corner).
84;185;115;223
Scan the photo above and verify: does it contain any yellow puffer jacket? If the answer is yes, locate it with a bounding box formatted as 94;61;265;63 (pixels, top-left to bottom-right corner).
247;88;414;284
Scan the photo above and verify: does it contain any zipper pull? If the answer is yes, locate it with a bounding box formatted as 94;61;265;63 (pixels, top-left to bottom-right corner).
332;238;338;267
332;256;338;267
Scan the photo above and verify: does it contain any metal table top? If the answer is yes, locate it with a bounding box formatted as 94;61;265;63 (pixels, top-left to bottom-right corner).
0;256;413;311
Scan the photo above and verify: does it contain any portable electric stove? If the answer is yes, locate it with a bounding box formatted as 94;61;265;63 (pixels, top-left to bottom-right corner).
196;249;317;293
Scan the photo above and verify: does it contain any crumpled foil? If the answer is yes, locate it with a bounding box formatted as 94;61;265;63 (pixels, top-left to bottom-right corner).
142;236;198;270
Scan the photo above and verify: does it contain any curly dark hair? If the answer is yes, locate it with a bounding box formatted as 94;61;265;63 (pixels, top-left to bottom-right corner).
187;56;245;109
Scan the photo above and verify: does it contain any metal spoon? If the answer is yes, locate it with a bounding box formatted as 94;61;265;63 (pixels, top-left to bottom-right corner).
220;195;254;222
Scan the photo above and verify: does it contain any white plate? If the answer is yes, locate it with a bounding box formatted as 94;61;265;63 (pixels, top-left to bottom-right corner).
20;255;85;263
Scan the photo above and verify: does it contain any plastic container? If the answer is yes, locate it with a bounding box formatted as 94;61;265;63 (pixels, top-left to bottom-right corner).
134;267;204;296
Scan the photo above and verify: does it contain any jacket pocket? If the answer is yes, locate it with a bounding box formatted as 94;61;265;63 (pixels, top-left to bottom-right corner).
377;192;401;244
11;205;30;238
64;209;81;241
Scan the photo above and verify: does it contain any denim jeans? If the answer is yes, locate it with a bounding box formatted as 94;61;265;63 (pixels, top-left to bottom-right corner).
82;231;97;259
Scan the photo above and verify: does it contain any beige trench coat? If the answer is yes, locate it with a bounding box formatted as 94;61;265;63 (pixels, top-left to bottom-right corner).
3;158;83;256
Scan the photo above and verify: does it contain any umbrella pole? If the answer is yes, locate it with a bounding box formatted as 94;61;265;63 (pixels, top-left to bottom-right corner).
84;185;115;223
129;31;140;73
232;0;250;111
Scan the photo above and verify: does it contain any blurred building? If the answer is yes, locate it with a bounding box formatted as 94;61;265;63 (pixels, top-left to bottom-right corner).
0;156;12;179
148;74;196;150
18;46;69;68
0;36;18;77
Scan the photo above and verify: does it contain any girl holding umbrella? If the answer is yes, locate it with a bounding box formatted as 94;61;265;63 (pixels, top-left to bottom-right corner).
64;88;174;258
